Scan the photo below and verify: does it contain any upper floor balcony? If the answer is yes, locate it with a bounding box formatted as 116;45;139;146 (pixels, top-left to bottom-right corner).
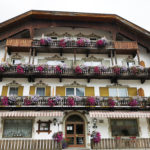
6;38;138;56
0;96;149;111
0;64;149;83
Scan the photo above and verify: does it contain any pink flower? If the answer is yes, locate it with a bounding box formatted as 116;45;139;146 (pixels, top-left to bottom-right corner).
55;132;63;143
16;65;24;74
59;39;66;47
129;99;138;107
1;96;8;106
0;66;5;72
93;132;101;143
24;98;32;105
96;40;104;47
36;66;44;72
55;65;62;73
76;39;85;47
94;66;101;74
40;39;48;46
108;99;116;107
113;67;120;75
75;66;82;74
67;97;75;106
87;97;96;105
48;98;55;107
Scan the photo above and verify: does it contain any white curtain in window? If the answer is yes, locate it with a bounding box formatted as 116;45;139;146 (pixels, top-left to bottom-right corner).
76;88;84;96
118;88;127;97
109;88;117;97
66;88;74;96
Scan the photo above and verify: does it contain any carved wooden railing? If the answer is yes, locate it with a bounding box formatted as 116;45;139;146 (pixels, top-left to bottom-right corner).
0;96;149;108
0;139;61;150
0;65;150;78
91;138;150;149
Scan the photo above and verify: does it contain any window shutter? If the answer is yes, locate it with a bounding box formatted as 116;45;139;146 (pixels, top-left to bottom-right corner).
128;88;137;96
85;87;95;96
138;88;145;97
29;86;35;95
100;87;109;96
1;86;8;96
46;86;51;96
140;61;145;67
56;86;65;96
18;86;24;96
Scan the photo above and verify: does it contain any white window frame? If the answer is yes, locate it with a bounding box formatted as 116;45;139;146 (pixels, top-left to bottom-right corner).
36;87;46;96
66;87;85;96
8;86;19;96
109;87;128;97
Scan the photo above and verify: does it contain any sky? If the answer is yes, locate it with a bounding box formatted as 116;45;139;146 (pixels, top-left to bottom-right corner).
0;0;150;32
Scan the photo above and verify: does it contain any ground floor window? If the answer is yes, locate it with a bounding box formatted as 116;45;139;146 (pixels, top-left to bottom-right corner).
110;119;138;136
3;119;32;138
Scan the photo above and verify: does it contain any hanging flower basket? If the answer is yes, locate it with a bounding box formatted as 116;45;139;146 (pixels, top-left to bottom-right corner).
67;97;75;106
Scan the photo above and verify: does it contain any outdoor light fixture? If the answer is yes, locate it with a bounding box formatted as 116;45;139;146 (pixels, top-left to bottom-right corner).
53;118;57;126
93;118;97;129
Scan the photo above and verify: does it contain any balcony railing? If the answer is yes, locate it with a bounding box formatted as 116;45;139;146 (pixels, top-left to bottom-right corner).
0;139;60;150
0;65;150;81
0;96;149;110
91;138;150;149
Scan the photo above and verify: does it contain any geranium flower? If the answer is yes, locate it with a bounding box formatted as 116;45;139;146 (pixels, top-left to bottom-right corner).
0;66;5;72
75;66;82;74
113;66;121;75
24;98;32;105
1;96;9;105
67;97;75;106
94;66;101;74
48;98;55;107
87;97;96;105
36;66;44;72
16;65;24;74
93;132;101;143
55;65;62;73
53;132;63;143
129;99;138;107
108;99;116;107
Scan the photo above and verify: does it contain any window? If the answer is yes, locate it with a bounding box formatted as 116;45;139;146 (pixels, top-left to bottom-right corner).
110;119;138;136
109;88;128;97
9;87;18;96
84;61;102;67
3;119;32;138
36;87;45;96
12;59;21;65
127;61;135;67
46;60;64;66
36;120;52;134
66;88;84;96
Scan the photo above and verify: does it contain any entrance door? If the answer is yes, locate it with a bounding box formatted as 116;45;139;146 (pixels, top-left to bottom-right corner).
66;115;85;147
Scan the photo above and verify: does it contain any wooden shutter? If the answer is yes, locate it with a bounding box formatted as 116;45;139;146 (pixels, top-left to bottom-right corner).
46;86;51;96
128;87;137;96
140;61;145;67
18;86;24;96
1;86;8;96
85;87;95;96
56;86;65;96
138;88;145;97
100;87;109;96
29;86;35;95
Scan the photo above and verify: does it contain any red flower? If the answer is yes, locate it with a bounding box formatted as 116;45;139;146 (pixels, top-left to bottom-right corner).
113;67;120;75
48;98;55;107
96;40;104;47
59;39;66;48
36;66;44;72
0;66;5;72
75;66;82;74
94;66;101;74
93;132;101;143
55;65;62;73
1;96;8;106
24;98;32;105
67;97;75;106
16;65;24;74
87;97;96;105
76;39;85;47
108;99;116;107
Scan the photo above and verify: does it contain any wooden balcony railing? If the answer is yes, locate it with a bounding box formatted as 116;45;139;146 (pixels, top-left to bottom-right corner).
0;139;60;150
0;65;150;82
0;96;149;110
91;138;150;149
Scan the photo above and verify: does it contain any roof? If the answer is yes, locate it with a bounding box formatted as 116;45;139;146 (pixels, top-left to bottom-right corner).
0;10;150;41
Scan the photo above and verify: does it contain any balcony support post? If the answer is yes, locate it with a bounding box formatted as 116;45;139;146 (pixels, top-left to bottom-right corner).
74;49;76;65
29;27;34;39
4;46;8;62
32;48;35;64
137;49;140;65
114;50;117;65
29;48;32;64
111;50;114;66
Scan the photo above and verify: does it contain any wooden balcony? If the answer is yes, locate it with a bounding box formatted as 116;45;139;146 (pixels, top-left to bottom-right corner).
0;96;149;111
0;139;60;150
6;38;138;55
91;138;150;149
0;65;149;83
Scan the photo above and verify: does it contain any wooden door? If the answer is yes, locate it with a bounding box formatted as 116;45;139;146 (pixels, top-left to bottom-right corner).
65;115;85;147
